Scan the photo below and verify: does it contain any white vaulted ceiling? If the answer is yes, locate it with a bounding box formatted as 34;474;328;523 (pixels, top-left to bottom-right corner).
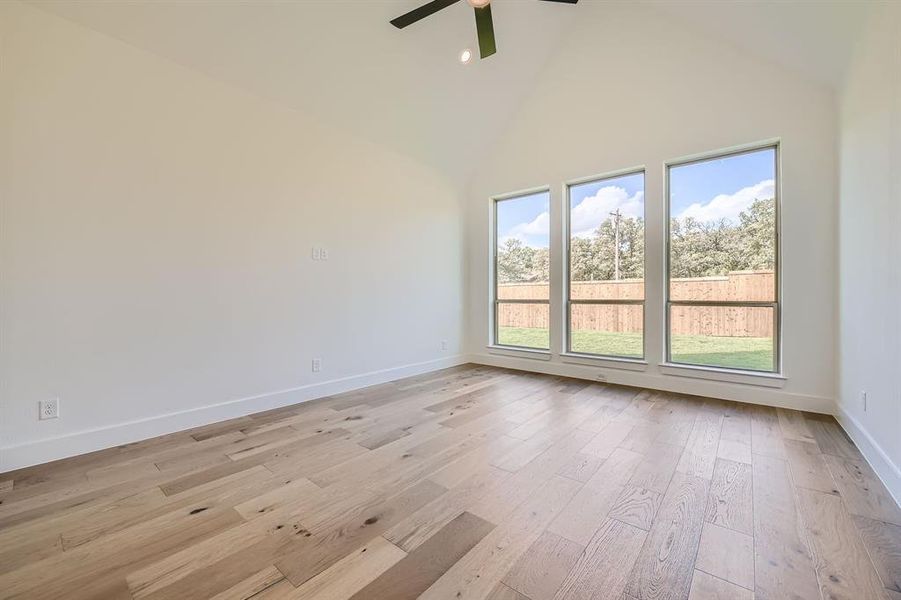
29;0;874;184
644;0;871;90
28;0;581;184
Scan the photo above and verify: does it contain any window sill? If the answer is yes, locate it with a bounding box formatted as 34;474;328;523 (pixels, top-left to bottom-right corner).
486;345;552;361
659;362;786;388
560;352;648;372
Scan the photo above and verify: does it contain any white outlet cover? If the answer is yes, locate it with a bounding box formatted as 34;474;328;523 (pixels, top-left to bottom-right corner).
39;398;59;420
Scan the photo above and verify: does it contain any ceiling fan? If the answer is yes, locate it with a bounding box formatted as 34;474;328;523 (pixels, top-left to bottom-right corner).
390;0;578;60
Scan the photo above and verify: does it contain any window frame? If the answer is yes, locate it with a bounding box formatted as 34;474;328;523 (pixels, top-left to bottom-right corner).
564;167;647;361
490;187;552;352
663;141;781;374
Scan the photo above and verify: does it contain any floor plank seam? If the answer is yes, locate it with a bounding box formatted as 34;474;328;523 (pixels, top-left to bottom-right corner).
786;457;828;600
695;565;754;591
685;473;715;597
836;489;895;595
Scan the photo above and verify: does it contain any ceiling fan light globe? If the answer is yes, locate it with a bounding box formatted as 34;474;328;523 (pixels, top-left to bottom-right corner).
467;0;490;8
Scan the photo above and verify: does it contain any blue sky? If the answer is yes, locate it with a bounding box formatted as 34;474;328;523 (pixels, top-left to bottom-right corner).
670;148;775;223
497;148;775;248
497;191;550;248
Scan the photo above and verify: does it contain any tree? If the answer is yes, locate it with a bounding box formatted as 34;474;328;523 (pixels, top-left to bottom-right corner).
497;238;531;284
496;238;549;284
669;197;775;278
531;247;550;283
618;217;645;279
502;196;775;286
570;217;645;281
736;198;775;270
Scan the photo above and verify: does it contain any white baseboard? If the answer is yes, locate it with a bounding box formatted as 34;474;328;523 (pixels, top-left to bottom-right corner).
467;352;833;414
0;355;467;473
835;406;901;508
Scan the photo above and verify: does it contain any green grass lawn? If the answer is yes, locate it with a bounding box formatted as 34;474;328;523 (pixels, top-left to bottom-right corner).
497;327;774;371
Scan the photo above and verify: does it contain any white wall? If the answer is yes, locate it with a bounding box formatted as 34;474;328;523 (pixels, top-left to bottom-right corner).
465;2;837;412
836;2;901;502
0;2;464;471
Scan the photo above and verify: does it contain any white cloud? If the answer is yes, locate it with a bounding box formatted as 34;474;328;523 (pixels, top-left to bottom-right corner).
677;179;774;224
509;211;549;237
499;186;644;246
500;211;550;247
571;187;644;238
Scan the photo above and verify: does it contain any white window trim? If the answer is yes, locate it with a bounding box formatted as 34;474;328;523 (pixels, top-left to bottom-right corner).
486;345;552;361
663;140;783;376
560;352;648;371
564;167;648;361
489;186;552;353
660;362;786;388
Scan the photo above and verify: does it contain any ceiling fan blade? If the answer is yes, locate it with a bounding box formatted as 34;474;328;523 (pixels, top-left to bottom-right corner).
390;0;462;29
474;5;496;59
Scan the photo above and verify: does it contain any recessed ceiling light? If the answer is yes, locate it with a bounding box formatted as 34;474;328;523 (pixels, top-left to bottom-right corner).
459;48;473;64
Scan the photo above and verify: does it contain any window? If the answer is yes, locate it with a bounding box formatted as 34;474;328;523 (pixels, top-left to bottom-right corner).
566;171;645;359
666;145;778;372
493;190;550;350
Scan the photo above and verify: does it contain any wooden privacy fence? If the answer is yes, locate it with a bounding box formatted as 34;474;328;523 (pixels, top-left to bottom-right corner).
498;271;774;337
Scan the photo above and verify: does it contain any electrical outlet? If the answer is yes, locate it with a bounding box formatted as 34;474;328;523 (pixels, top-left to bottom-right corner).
320;249;329;260
39;398;59;420
441;339;448;351
860;390;867;412
312;358;322;373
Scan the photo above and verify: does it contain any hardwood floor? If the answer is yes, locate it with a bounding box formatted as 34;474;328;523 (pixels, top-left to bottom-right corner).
1;364;899;600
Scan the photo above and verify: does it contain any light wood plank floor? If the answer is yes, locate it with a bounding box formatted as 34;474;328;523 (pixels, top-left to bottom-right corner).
1;365;899;600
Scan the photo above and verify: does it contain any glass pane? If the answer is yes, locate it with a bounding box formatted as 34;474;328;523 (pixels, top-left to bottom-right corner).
497;302;549;349
569;172;644;300
570;303;643;358
669;305;775;371
496;191;550;300
669;148;776;302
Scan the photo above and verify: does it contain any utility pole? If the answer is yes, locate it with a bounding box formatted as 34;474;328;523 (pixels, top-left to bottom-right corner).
610;208;622;280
